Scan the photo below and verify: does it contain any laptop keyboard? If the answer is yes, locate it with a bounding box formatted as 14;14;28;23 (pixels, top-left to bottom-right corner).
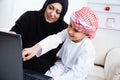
23;69;52;80
24;73;40;80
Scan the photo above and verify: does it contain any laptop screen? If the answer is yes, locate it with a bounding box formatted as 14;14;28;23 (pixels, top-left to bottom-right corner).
0;31;52;80
0;31;23;80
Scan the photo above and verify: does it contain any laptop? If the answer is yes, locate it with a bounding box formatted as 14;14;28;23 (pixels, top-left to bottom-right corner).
0;31;52;80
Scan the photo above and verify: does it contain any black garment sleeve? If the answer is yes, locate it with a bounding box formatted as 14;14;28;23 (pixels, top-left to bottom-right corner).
10;11;31;37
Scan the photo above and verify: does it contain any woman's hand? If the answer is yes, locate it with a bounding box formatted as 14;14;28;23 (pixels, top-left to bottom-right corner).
22;44;41;61
51;78;54;80
9;31;16;34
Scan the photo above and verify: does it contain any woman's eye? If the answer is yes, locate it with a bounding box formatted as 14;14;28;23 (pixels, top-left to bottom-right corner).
56;11;61;14
56;12;61;14
49;6;53;10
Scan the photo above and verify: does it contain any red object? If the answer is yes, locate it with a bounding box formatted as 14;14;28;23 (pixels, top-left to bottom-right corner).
105;6;110;11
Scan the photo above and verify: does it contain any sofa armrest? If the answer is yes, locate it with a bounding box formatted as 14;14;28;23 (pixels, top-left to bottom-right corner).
104;47;120;80
107;62;120;80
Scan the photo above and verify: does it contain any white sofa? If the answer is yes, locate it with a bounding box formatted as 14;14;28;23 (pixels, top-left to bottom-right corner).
86;28;120;80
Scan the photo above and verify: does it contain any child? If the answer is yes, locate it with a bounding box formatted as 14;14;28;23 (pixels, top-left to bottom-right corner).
22;7;98;80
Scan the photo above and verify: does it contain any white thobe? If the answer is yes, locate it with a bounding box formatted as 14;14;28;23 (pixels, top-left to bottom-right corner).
37;29;96;80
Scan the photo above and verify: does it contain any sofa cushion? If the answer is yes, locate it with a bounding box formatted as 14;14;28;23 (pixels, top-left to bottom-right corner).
86;65;105;80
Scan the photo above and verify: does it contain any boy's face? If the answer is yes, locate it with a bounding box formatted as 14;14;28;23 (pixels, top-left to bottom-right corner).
67;23;86;43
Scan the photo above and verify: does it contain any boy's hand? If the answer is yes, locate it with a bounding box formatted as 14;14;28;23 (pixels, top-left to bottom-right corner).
22;44;41;61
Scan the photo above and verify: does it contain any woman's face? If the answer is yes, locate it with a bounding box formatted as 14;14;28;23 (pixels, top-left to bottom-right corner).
44;2;62;23
67;24;86;43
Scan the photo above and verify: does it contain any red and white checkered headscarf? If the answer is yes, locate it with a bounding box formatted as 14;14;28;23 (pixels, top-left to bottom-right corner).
70;7;98;39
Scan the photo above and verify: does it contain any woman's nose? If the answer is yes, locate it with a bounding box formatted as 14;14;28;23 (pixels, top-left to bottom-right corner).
50;11;56;16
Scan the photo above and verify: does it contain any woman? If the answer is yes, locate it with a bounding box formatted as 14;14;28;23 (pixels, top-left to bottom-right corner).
10;0;68;74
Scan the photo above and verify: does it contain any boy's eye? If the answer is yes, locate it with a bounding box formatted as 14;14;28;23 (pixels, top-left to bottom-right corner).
70;24;79;32
74;29;79;32
69;24;72;27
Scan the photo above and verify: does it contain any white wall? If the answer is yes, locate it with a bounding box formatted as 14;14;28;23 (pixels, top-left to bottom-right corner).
0;0;45;31
0;0;86;31
86;0;120;30
0;0;15;31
